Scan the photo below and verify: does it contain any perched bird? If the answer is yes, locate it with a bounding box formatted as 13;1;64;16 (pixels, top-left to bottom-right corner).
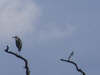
68;51;74;60
12;36;22;52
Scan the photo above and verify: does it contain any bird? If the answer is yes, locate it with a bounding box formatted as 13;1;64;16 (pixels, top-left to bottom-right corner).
68;51;74;60
12;36;22;52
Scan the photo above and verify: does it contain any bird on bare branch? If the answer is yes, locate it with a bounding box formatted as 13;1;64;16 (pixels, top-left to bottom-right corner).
12;36;22;53
68;51;74;60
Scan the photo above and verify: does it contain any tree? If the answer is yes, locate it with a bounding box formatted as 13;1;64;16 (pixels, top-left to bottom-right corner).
3;37;86;75
60;51;86;75
4;38;30;75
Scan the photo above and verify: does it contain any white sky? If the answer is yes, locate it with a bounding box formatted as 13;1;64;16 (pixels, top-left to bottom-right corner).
0;0;40;39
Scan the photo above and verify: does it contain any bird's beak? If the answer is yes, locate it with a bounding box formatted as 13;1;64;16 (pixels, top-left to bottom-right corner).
12;36;16;38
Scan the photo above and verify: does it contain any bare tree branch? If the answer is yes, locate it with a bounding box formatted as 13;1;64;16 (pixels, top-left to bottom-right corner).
60;51;86;75
4;45;30;75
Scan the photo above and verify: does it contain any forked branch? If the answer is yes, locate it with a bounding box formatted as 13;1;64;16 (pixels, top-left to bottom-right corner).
4;45;30;75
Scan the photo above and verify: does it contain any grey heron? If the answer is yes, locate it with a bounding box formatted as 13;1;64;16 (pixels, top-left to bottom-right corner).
12;36;22;52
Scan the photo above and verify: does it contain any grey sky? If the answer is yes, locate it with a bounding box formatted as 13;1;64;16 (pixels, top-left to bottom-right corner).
0;0;100;75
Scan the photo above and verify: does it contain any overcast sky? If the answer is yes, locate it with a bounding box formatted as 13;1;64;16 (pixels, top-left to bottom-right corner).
0;0;100;75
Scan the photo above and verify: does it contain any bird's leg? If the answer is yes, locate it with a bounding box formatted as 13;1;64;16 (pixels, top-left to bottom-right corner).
18;50;21;56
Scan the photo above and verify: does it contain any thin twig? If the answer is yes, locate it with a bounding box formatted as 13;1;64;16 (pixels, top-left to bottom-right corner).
60;59;85;75
4;45;30;75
